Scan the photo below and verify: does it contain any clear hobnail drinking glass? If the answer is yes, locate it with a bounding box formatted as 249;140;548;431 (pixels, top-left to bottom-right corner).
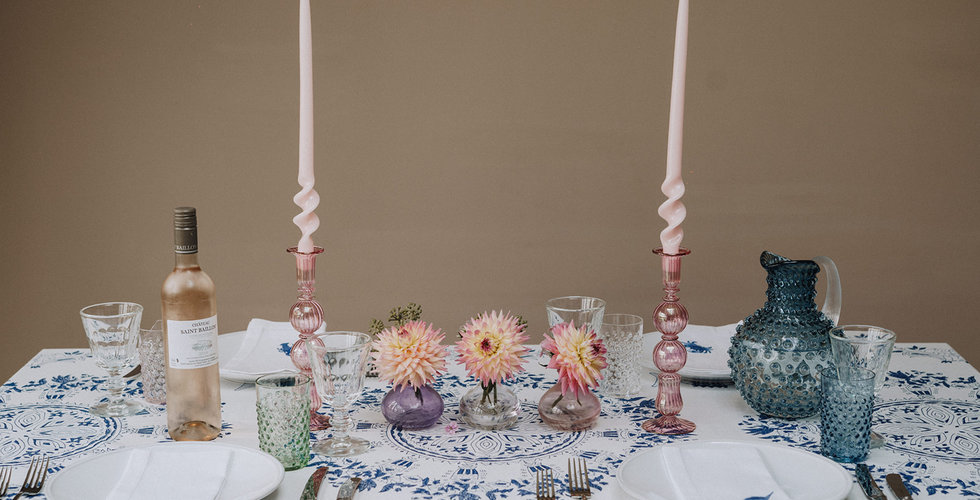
256;373;312;470
306;331;373;456
138;320;166;405
80;302;144;417
830;325;896;448
820;366;876;463
598;314;644;396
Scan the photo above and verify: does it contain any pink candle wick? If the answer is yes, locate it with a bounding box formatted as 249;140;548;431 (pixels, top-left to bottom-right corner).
659;0;688;255
294;0;319;253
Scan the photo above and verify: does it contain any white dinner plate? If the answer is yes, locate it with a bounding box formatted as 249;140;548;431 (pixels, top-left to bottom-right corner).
217;331;252;383
218;330;293;384
617;441;852;500
640;323;738;382
45;442;285;500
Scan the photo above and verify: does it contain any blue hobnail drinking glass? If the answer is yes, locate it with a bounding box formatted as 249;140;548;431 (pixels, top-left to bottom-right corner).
820;366;875;463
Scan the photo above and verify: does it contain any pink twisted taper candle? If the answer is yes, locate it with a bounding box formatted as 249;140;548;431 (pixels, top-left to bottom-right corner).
293;0;320;254
658;0;688;256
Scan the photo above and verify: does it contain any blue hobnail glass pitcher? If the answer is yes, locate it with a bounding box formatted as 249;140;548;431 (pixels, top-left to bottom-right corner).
728;251;841;419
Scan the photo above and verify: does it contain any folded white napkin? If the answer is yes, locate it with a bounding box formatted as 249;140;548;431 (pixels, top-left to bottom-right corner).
222;319;324;378
661;443;790;500
106;447;232;500
676;323;739;375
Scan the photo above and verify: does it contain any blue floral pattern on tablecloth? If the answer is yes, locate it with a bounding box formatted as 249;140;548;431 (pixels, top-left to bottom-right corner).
3;342;978;498
737;355;980;498
305;367;693;499
0;350;234;477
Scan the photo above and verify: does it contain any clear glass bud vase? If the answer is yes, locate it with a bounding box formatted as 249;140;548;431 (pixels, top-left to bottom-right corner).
458;383;520;430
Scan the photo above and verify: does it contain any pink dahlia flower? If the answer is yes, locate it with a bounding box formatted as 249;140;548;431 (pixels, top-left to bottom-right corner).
541;321;607;399
371;320;447;390
456;311;529;388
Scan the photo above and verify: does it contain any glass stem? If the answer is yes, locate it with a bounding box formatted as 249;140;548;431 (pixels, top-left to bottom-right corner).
105;371;126;406
331;407;352;446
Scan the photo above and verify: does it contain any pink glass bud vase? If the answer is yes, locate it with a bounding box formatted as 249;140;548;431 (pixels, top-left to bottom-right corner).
381;384;444;430
538;384;600;431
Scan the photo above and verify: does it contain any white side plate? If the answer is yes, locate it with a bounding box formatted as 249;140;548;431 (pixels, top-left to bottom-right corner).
640;323;738;381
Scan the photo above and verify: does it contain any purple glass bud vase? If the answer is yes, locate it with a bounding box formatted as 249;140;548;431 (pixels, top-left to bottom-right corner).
381;384;444;430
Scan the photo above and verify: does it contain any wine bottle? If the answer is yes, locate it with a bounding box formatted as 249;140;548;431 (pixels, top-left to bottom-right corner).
162;206;221;441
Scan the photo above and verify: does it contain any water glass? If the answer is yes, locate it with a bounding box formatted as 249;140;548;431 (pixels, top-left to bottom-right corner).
138;320;166;405
307;331;373;457
829;325;896;392
598;314;643;396
546;296;606;334
256;373;311;470
80;302;144;417
820;366;876;463
830;324;896;447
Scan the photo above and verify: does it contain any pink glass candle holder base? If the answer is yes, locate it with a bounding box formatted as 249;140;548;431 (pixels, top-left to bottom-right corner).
287;246;331;431
642;247;696;435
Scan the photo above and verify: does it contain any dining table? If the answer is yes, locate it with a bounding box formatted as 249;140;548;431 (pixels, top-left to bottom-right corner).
0;331;977;499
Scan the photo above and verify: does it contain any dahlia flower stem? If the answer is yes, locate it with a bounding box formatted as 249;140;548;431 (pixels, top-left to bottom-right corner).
480;382;497;405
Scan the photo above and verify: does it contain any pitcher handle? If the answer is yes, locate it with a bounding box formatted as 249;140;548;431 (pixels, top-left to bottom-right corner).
813;255;841;326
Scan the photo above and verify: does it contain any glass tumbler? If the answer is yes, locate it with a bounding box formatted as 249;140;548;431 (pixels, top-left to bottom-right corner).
820;366;876;463
256;373;312;470
546;296;606;334
138;320;166;404
830;325;896;447
598;314;644;396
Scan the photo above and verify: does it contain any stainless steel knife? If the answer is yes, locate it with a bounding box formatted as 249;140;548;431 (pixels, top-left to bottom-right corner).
336;477;362;500
886;473;915;500
855;464;886;500
300;466;329;500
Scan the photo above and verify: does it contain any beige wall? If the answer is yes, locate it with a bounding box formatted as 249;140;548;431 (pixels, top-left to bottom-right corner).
1;1;978;382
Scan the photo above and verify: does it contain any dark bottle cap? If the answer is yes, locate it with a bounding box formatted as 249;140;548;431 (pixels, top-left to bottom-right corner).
173;206;198;254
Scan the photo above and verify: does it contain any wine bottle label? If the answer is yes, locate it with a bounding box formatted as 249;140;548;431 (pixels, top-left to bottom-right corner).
167;315;218;369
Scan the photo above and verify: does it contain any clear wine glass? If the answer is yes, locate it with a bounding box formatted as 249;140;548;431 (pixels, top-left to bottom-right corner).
306;331;373;456
80;302;144;416
829;325;896;448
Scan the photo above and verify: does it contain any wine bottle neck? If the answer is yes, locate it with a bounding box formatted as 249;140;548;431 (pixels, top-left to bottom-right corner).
174;251;200;268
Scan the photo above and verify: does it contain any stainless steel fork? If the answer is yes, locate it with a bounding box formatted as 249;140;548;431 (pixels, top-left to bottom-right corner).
568;457;592;499
1;467;12;496
12;456;49;499
535;467;556;500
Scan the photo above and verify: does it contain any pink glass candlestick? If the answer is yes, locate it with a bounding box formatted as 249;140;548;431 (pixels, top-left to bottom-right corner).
287;246;331;431
642;247;696;434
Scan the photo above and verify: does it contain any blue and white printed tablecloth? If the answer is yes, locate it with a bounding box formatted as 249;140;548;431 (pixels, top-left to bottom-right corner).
1;342;977;499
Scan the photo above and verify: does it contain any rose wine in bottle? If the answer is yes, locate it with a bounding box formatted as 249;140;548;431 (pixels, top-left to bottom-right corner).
162;206;221;441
